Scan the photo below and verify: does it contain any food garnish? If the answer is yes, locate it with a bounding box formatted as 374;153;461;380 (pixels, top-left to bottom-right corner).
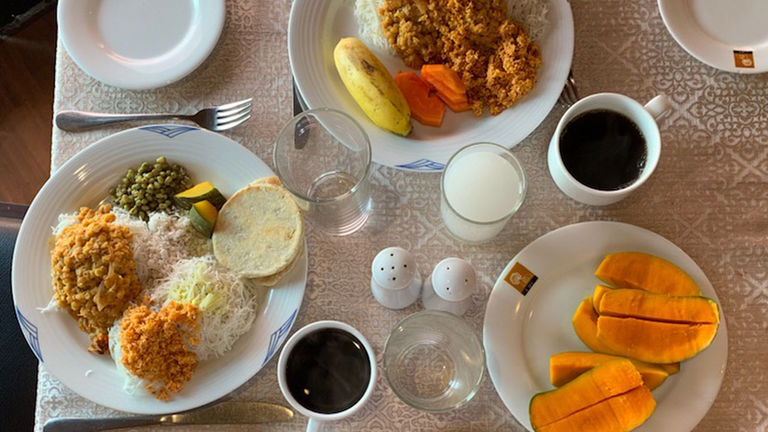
111;156;192;221
174;181;227;210
51;204;142;353
333;37;412;136
394;72;445;127
420;64;470;112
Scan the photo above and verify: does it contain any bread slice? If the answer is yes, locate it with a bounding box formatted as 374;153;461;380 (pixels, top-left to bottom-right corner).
251;245;303;287
212;180;303;278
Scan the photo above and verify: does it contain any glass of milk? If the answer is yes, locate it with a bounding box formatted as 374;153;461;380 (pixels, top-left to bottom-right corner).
440;143;527;243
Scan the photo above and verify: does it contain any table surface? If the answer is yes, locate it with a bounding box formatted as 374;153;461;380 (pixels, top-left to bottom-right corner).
34;0;768;431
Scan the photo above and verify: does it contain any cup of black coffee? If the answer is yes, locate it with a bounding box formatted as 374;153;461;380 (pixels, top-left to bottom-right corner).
547;93;671;205
277;321;377;431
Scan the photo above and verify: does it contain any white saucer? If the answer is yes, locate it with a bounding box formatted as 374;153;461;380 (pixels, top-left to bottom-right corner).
659;0;768;73
58;0;226;90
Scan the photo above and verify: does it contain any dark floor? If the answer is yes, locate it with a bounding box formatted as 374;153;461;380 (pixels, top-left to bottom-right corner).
0;8;55;204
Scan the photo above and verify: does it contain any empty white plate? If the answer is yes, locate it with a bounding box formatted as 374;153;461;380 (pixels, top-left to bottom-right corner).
659;0;768;73
58;0;226;89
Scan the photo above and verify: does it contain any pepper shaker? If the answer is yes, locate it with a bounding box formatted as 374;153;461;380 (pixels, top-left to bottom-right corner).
371;247;422;309
422;257;476;316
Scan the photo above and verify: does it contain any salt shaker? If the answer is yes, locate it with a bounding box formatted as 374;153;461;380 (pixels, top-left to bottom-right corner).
422;257;476;316
371;247;422;309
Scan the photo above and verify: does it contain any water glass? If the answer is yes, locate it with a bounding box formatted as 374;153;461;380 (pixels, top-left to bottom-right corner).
383;310;485;412
440;142;527;243
274;108;372;235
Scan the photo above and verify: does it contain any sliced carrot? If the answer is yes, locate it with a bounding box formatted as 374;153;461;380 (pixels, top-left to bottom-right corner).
394;72;446;127
420;64;471;112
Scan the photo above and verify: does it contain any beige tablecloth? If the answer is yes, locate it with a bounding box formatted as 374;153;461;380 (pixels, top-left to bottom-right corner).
36;0;767;430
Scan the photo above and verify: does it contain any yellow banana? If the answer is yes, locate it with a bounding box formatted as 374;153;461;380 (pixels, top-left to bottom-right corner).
333;37;412;136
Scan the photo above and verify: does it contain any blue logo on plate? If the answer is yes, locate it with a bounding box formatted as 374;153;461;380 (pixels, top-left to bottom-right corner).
140;125;198;138
395;158;445;171
16;307;42;362
262;309;298;366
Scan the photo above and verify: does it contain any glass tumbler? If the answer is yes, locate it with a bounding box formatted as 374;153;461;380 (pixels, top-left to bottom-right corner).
440;142;527;243
274;108;372;236
383;310;485;412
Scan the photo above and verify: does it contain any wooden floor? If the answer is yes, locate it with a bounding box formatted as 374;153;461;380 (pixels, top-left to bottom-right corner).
0;9;56;205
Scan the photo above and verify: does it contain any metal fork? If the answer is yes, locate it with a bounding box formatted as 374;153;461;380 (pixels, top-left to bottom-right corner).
557;70;580;106
55;98;253;132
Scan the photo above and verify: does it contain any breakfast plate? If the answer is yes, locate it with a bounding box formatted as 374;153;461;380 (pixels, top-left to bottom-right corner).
58;0;226;89
483;221;727;431
288;0;573;171
12;125;306;414
659;0;768;73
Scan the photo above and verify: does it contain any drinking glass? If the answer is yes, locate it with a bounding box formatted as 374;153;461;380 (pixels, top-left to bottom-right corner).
274;108;372;235
383;310;485;412
440;142;527;243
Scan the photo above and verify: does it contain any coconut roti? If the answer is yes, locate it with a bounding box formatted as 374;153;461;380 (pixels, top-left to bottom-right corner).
213;179;304;279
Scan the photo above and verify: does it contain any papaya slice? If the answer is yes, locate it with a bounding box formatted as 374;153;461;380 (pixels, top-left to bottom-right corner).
537;385;656;432
597;289;719;324
530;359;643;430
549;352;669;390
595;252;701;296
572;297;620;355
596;316;718;363
592;284;614;311
659;362;681;375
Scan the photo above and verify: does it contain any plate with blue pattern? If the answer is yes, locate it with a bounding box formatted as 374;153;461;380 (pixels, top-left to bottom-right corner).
288;0;574;172
12;125;306;414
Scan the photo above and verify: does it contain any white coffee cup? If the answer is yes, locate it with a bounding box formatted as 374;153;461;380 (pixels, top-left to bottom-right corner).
277;321;377;432
547;93;671;206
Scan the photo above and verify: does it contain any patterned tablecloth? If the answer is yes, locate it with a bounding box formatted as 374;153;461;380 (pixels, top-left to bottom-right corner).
35;0;767;430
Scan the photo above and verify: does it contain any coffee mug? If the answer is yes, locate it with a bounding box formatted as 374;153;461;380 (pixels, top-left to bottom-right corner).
277;321;377;432
547;93;671;206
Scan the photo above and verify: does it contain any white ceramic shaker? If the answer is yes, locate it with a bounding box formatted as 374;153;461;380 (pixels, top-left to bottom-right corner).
371;247;422;309
422;257;476;316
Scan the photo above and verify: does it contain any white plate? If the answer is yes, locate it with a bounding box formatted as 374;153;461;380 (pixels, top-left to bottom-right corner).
58;0;225;89
659;0;768;73
12;125;307;414
483;221;727;431
288;0;573;171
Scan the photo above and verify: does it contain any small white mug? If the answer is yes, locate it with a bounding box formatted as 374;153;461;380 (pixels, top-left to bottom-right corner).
277;321;377;432
547;93;671;206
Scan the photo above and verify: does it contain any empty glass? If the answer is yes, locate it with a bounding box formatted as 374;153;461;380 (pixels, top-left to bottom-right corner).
383;310;485;412
274;108;372;236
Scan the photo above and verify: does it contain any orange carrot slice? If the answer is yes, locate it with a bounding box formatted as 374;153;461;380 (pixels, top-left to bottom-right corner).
420;64;470;112
394;72;446;127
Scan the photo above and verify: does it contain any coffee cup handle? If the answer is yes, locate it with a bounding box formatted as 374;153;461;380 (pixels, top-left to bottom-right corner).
306;418;322;432
644;95;671;120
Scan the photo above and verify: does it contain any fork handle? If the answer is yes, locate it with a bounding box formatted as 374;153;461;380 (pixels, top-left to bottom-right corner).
56;110;190;131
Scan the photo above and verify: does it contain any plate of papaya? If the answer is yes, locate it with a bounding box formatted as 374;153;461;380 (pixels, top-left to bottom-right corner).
483;221;727;432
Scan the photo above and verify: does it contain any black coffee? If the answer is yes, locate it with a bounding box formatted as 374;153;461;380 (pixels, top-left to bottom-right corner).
285;328;371;414
559;109;647;191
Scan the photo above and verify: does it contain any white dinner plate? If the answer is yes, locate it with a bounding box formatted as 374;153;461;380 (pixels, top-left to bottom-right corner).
659;0;768;73
58;0;225;89
12;125;306;414
288;0;573;171
483;221;727;431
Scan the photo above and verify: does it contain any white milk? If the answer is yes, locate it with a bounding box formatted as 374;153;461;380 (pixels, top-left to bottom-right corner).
441;150;525;242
